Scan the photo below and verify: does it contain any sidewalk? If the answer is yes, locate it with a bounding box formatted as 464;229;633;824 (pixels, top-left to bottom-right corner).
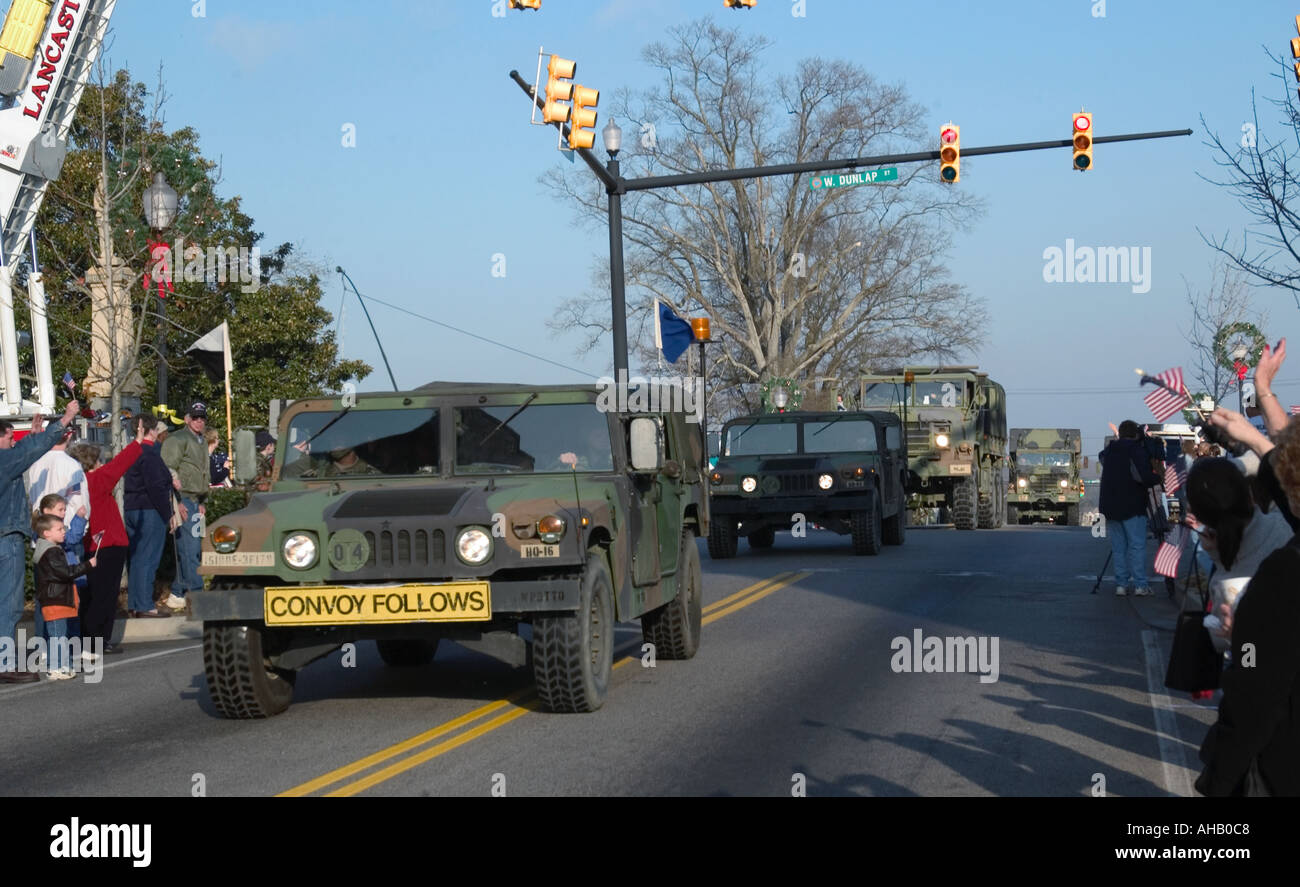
17;610;201;643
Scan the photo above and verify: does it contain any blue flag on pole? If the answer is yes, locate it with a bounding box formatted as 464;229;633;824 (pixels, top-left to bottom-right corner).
656;301;696;363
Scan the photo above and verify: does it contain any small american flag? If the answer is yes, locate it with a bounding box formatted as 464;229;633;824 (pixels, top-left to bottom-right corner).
1143;367;1190;422
1164;460;1187;494
1291;405;1300;416
61;371;75;393
1153;525;1186;578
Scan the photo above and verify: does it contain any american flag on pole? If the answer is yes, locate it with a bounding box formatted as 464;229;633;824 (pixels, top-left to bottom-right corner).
1153;525;1186;578
1164;460;1187;494
1143;367;1190;422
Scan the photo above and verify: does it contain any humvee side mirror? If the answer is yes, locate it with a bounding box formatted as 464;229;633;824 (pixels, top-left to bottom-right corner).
233;429;258;484
629;418;663;472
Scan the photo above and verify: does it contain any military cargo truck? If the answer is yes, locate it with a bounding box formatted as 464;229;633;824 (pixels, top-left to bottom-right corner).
857;366;1008;530
190;382;707;717
707;410;907;557
1007;428;1083;525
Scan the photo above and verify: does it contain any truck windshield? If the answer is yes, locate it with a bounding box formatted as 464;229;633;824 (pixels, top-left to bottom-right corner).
805;418;877;453
281;409;439;477
860;382;903;406
725;422;796;456
455;403;613;473
1018;453;1072;468
912;381;963;407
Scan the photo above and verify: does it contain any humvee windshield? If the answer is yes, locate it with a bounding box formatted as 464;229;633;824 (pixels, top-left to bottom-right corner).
282;408;439;477
725;422;796;456
805;418;878;453
454;403;613;473
1017;453;1072;468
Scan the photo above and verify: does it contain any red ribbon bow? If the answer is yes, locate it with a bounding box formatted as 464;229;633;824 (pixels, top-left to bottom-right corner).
143;240;175;298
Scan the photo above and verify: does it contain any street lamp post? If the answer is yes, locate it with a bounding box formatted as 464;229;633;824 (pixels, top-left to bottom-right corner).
1231;343;1250;414
603;118;629;378
143;172;178;409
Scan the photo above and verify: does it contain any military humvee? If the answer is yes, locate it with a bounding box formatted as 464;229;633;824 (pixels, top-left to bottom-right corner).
706;410;907;557
1007;428;1084;525
857;366;1008;530
191;382;707;718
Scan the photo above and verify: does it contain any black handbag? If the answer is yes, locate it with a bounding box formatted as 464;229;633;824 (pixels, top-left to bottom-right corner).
1164;586;1222;692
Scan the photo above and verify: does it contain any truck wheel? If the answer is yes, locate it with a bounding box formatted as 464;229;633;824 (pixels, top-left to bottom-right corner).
1007;504;1020;525
882;503;906;545
532;550;614;713
977;472;999;529
851;495;883;555
747;526;776;549
993;483;1006;528
203;623;296;719
642;529;702;660
953;474;977;530
707;517;738;559
1065;503;1080;526
376;639;439;667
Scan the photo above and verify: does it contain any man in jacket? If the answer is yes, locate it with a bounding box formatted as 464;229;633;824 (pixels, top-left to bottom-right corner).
1099;420;1161;596
0;399;82;683
161;402;209;610
124;415;173;617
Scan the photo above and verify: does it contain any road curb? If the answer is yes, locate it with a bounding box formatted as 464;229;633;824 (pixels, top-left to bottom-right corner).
17;614;202;643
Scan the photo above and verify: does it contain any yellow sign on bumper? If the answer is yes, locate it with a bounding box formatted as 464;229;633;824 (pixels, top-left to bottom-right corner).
264;583;492;626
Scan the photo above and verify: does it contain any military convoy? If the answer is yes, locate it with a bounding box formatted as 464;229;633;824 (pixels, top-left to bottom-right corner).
857;367;1008;530
706;410;908;557
1007;428;1084;525
192;382;707;718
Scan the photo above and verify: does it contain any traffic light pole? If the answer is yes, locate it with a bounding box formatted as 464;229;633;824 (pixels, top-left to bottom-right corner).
511;69;1191;374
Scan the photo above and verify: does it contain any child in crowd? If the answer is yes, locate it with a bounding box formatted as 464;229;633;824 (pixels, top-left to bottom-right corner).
29;493;88;656
32;514;96;679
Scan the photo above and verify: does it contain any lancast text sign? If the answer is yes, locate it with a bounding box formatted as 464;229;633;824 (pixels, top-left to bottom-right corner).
809;167;898;190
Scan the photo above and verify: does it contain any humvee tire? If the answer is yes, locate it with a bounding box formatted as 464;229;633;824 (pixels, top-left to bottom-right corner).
642;529;702;660
376;639;439;667
204;623;296;719
707;517;738;559
953;473;977;531
533;551;614;713
747;527;776;549
882;502;906;546
1065;503;1080;527
851;494;883;555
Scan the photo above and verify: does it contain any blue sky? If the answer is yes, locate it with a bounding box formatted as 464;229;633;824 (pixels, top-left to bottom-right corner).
91;0;1300;451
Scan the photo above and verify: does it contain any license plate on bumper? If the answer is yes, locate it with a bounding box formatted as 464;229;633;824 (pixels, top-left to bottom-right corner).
202;551;276;567
948;463;972;475
265;582;492;626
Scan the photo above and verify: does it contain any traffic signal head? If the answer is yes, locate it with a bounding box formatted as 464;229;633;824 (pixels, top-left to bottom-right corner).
723;0;757;7
1293;15;1300;99
1072;111;1093;171
939;124;959;183
569;84;599;151
508;0;541;8
543;56;576;125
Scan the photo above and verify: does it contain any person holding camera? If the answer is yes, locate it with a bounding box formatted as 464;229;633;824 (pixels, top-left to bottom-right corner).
1099;420;1160;596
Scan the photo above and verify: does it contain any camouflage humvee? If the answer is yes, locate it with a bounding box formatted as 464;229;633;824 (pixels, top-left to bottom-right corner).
191;382;707;718
1007;428;1083;525
707;410;907;556
858;366;1008;530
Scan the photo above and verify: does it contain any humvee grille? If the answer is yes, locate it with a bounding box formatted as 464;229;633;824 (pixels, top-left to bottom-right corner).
364;528;445;568
780;474;814;494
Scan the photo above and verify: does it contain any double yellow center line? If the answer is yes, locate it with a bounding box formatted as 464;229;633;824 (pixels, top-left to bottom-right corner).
280;569;810;797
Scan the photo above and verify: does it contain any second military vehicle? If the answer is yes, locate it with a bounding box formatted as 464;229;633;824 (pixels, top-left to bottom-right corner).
707;409;908;556
191;382;707;718
857;366;1008;530
1007;428;1084;525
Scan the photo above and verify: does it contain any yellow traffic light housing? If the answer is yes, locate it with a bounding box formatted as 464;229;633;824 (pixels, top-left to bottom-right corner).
1072;111;1093;171
939;124;959;183
569;84;599;150
509;0;541;8
1292;15;1300;100
543;55;575;125
724;0;757;7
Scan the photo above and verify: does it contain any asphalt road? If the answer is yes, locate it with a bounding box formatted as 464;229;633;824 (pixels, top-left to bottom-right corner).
0;524;1216;797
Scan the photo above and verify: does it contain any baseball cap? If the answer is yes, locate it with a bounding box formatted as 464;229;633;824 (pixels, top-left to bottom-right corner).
255;430;275;450
188;402;208;419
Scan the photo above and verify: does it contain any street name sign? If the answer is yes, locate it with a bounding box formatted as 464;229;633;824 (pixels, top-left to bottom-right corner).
809;167;898;190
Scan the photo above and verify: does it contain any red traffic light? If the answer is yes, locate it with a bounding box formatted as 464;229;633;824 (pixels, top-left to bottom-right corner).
940;126;958;145
1073;115;1091;132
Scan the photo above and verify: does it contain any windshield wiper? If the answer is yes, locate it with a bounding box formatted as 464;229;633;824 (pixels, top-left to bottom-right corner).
300;405;353;450
811;413;855;436
479;393;538;446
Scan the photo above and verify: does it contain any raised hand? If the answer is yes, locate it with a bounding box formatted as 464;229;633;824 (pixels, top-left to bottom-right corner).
61;399;79;425
1255;338;1287;393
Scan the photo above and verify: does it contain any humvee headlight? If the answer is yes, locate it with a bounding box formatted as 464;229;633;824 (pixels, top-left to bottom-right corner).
935;433;950;448
741;476;758;493
1060;479;1069;488
818;473;834;490
211;525;240;554
710;471;723;485
283;533;317;569
537;515;566;544
456;526;493;565
1017;478;1028;488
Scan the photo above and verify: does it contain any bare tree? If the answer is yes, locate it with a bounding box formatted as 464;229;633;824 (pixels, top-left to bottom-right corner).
546;20;985;417
1200;51;1300;309
1182;261;1267;403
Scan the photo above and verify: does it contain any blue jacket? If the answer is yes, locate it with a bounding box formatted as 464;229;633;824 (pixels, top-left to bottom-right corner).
1099;437;1159;521
0;421;71;538
123;439;174;520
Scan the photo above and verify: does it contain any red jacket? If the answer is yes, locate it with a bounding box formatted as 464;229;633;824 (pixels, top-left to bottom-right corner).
87;442;142;550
